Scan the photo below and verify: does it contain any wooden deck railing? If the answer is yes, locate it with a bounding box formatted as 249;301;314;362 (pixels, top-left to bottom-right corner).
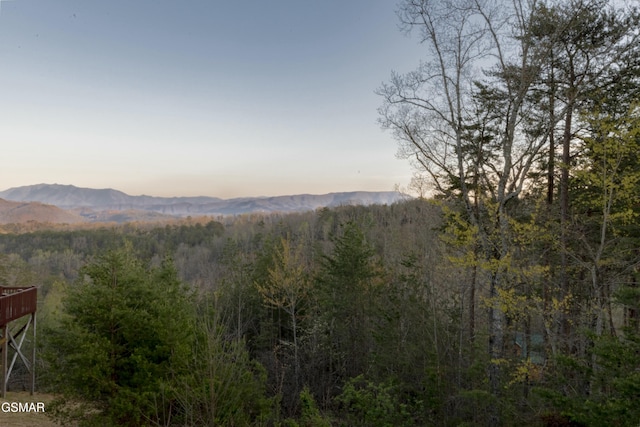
0;287;37;326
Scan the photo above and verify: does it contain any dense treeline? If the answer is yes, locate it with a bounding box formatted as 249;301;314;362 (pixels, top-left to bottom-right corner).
0;195;638;425
0;188;637;425
2;200;461;425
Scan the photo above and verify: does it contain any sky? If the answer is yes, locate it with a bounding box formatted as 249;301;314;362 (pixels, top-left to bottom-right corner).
0;0;424;198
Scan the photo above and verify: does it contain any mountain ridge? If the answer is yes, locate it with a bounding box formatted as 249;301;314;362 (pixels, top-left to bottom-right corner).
0;184;406;219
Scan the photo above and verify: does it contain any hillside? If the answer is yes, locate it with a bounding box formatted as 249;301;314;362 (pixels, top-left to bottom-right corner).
0;183;220;209
0;198;84;225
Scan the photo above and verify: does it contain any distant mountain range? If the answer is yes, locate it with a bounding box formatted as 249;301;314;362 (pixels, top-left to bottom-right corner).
0;184;406;223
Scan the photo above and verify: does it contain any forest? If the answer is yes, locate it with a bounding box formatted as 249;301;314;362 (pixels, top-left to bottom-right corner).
1;0;640;425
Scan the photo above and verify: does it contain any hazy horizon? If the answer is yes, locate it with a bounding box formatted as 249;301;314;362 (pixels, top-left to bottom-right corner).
0;1;423;198
0;182;404;200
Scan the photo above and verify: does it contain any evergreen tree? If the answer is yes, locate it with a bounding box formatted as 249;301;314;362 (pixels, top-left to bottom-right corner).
42;246;195;427
318;222;383;390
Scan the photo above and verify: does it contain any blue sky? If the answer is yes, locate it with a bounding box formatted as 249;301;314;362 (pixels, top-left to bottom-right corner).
0;0;422;198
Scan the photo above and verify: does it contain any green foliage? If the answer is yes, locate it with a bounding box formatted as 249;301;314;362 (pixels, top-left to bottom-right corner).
294;387;332;427
255;236;310;406
336;375;419;427
179;310;274;426
536;325;640;426
573;104;640;235
321;221;378;292
42;246;195;426
454;389;499;426
318;221;383;382
0;253;35;286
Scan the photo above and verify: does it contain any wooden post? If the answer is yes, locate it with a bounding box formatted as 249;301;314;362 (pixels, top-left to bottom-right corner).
31;312;36;395
1;323;7;398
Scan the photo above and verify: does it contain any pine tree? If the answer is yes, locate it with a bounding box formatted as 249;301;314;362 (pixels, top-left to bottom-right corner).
43;246;195;427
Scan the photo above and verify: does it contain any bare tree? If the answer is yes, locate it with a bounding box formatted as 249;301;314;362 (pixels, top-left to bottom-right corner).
255;236;310;386
378;1;555;422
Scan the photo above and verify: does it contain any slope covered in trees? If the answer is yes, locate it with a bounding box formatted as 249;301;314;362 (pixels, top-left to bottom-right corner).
0;190;634;425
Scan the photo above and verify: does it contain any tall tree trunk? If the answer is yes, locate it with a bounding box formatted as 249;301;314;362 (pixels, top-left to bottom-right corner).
547;67;556;206
488;270;504;427
470;262;477;344
559;102;573;350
